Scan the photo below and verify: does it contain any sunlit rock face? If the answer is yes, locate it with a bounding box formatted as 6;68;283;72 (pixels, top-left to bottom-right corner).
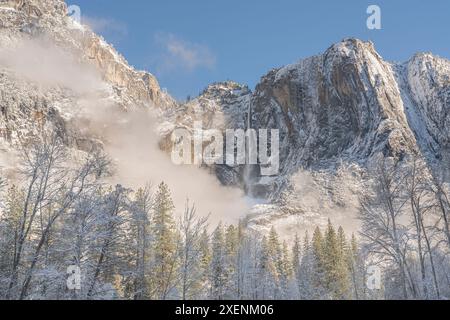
247;39;418;198
172;39;449;200
0;0;176;158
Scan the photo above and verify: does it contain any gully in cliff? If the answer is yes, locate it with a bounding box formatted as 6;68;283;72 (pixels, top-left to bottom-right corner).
171;121;280;176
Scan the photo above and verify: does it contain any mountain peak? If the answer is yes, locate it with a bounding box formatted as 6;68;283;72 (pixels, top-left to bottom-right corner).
0;0;66;17
200;81;250;98
333;37;375;50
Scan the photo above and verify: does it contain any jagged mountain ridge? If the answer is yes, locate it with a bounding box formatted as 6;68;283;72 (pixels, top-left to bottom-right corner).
173;39;450;201
0;1;449;234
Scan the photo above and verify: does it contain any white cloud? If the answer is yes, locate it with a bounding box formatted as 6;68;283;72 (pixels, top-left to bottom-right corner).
154;32;216;73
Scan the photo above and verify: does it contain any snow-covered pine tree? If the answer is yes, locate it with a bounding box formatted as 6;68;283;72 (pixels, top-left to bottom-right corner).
234;220;246;299
266;227;282;299
321;221;351;299
148;182;179;300
279;240;293;298
125;186;153;300
210;223;226;299
257;235;270;299
198;228;211;297
224;224;238;298
292;234;301;276
336;226;351;299
311;226;327;298
297;232;316;299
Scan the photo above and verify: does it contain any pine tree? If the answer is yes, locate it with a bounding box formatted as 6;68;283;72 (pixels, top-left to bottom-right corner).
199;228;211;296
225;225;238;257
323;221;338;297
337;227;347;256
267;227;282;298
257;236;271;299
279;240;293;298
311;226;327;298
292;234;301;277
210;223;226;299
298;232;316;299
347;233;363;299
322;221;351;299
149;182;178;300
225;224;238;298
128;186;152;300
235;220;246;299
336;226;351;299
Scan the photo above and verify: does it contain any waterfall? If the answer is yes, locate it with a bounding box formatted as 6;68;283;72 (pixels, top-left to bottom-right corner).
243;99;254;196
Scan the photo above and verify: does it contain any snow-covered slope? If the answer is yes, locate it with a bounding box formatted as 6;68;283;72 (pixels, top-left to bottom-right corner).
398;53;450;174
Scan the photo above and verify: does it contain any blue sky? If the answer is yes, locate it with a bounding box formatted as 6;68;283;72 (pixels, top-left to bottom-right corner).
72;0;450;100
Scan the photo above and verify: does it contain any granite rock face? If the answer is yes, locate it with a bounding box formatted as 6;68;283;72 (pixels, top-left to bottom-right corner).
0;0;175;159
173;39;449;200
